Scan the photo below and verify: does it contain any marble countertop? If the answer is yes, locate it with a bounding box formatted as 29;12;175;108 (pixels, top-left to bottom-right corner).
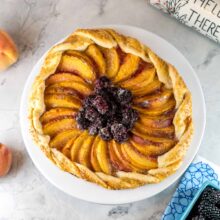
0;0;220;219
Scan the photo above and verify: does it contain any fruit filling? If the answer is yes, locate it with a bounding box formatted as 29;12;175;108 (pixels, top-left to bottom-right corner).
75;76;139;143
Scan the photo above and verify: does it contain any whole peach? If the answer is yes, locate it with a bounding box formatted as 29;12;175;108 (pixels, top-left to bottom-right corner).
0;30;18;72
0;143;12;177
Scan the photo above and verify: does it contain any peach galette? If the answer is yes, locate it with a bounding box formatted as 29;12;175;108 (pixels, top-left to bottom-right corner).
29;28;193;189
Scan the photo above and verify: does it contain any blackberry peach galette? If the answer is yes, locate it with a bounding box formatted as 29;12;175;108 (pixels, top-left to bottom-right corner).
29;28;193;189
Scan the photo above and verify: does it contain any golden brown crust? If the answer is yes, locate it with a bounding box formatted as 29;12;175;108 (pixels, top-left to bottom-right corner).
116;171;160;184
74;29;117;49
148;159;183;180
147;48;172;89
105;29;150;62
96;172;140;189
158;120;193;168
28;28;193;189
50;148;81;177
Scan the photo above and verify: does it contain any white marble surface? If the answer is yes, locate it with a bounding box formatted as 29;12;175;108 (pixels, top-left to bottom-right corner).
0;0;220;219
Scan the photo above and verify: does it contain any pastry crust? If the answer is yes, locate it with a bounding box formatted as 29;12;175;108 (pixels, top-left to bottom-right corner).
28;28;193;189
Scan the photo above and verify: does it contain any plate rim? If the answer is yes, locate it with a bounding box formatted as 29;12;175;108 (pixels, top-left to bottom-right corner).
19;24;206;204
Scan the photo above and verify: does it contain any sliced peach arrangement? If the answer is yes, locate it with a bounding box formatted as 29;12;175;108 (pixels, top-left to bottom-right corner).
40;41;179;177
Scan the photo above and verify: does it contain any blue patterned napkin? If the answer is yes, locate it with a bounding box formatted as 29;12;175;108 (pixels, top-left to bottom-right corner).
162;157;220;220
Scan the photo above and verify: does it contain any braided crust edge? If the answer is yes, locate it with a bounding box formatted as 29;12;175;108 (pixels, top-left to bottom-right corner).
28;28;193;189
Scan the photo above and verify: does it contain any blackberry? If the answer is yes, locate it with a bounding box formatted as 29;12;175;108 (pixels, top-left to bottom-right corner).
75;110;90;130
201;186;215;198
84;106;99;122
88;117;103;135
83;94;96;107
115;88;132;105
91;95;109;114
99;127;112;141
202;187;220;204
122;107;139;130
75;76;139;142
111;123;129;143
88;125;98;135
198;200;220;220
198;186;220;212
94;76;110;91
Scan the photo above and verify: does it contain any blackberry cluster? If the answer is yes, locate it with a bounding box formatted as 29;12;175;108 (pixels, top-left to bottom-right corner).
187;186;220;220
75;76;139;143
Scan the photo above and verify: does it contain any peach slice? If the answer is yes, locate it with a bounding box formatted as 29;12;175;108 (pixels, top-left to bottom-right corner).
0;30;18;72
77;135;94;168
132;80;161;96
70;131;88;161
108;141;122;171
120;67;155;89
133;89;173;108
62;138;76;158
130;139;173;156
133;99;176;116
110;140;142;172
45;73;85;86
85;44;106;75
101;47;120;79
90;136;102;172
42;118;76;136
40;108;76;124
49;129;81;149
45;94;81;109
113;54;140;83
132;75;158;90
96;138;112;174
47;81;91;96
138;114;173;129
108;142;120;171
134;121;175;139
132;134;175;147
65;50;93;64
58;54;96;82
131;128;176;147
121;143;157;170
108;140;131;172
45;85;81;97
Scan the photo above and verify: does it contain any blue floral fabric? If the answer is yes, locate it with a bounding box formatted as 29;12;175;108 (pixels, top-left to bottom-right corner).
162;162;220;220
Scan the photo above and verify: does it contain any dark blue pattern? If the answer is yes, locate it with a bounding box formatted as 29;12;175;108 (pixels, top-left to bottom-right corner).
162;162;220;220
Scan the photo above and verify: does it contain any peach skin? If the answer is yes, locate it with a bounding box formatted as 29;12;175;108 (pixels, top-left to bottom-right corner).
0;30;18;72
0;143;12;177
